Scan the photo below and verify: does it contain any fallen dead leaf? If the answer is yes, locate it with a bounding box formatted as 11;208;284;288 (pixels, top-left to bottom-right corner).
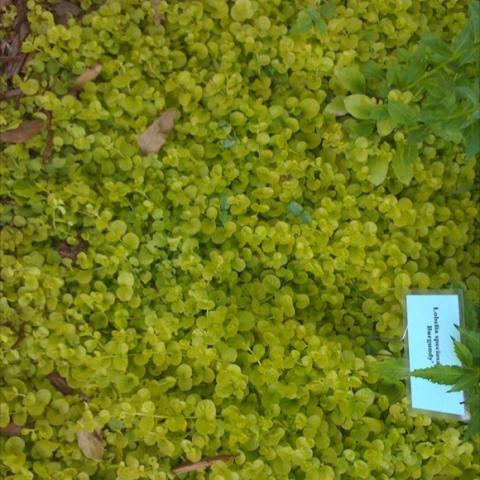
43;111;54;164
70;64;102;93
58;236;89;261
137;109;180;154
0;119;45;144
173;454;237;475
48;0;83;25
0;0;30;80
0;422;28;437
151;0;166;25
77;428;105;460
48;371;75;395
0;88;23;100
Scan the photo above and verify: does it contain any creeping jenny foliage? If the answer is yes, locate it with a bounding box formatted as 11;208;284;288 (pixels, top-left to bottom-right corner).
1;0;479;479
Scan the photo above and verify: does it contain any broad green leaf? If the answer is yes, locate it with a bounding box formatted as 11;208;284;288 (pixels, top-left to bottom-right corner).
335;66;366;93
392;142;417;185
409;365;467;385
344;94;376;120
367;155;389;186
376;117;396;136
387;100;417;127
324;96;347;116
452;338;474;366
463;121;480;158
448;370;479;392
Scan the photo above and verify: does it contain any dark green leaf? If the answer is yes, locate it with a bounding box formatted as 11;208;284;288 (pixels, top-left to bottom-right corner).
452;337;474;367
463;121;480;158
392;142;417;185
287;201;312;224
387;65;408;88
463;294;479;331
469;0;480;42
459;329;480;360
360;61;385;82
407;126;429;144
409;365;467;385
344;119;376;138
387;100;417;127
456;85;479;106
464;409;480;440
419;32;452;60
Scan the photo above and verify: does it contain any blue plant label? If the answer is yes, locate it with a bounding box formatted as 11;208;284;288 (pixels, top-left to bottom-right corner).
405;292;468;418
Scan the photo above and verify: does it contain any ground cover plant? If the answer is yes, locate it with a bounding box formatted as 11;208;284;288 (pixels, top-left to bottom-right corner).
0;0;479;479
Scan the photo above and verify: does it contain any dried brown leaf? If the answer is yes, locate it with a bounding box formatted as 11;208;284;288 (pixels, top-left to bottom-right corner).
71;64;102;93
0;422;24;437
48;371;74;395
58;237;89;261
43;111;54;164
173;454;237;475
0;0;13;9
49;0;83;25
151;0;166;25
137;109;180;154
0;88;24;101
0;120;45;144
77;428;105;460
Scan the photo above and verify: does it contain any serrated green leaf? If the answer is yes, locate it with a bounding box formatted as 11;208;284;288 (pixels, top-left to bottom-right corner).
387;100;417;127
367;155;389;186
448;370;479;392
409;365;467;385
452;338;474;366
318;0;336;20
372;358;407;383
313;18;328;34
392;142;417;185
344;94;376;120
290;13;313;34
459;329;480;360
463;121;480;158
464;409;480;440
335;66;366;93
